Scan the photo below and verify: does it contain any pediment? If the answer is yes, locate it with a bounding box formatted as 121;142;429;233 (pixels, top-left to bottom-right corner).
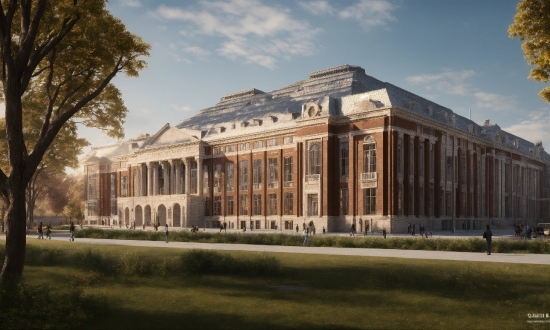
144;125;200;148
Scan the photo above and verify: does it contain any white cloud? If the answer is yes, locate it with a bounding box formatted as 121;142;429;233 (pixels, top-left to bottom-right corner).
299;0;398;29
119;0;142;8
183;46;210;57
299;1;335;16
406;70;475;95
170;105;194;113
406;69;518;112
156;0;319;69
503;111;550;147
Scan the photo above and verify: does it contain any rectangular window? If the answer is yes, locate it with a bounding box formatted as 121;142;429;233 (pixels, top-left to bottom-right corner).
225;145;235;153
87;201;97;216
88;173;97;200
363;188;376;215
267;138;278;147
340;141;349;178
239;195;248;215
397;137;402;175
253;141;263;149
226;196;234;215
253;194;262;215
204;197;210;216
110;173;116;198
239;143;249;151
253;159;262;190
284;193;293;215
239;160;248;191
213;196;222;216
307;194;318;216
308;143;321;175
121;176;128;197
284;136;293;144
213;147;223;155
268;194;277;215
284;157;293;187
268;158;278;188
226;162;234;192
363;143;376;172
340;188;348;215
110;199;117;215
445;191;451;216
190;161;197;194
214;164;222;193
398;184;403;215
203;165;209;194
419;143;424;178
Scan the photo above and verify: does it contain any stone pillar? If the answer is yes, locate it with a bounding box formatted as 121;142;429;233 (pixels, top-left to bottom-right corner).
153;163;159;196
162;161;169;195
177;160;181;195
147;162;153;196
196;156;203;197
185;158;191;195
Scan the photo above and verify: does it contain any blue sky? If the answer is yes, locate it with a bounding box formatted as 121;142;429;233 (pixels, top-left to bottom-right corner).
78;0;550;155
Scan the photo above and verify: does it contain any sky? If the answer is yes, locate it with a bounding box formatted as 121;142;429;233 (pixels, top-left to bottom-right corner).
75;0;550;158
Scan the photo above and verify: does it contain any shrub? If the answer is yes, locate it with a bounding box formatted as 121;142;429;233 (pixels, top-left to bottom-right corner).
180;249;280;276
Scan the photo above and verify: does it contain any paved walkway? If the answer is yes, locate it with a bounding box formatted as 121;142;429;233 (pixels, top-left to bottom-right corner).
11;232;550;266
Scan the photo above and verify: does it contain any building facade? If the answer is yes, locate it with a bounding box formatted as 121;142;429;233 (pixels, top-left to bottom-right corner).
82;65;550;233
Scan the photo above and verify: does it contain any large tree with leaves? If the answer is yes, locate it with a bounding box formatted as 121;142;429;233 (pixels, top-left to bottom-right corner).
0;0;150;281
509;0;550;102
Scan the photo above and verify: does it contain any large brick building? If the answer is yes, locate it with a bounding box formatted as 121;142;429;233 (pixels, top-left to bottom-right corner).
82;65;550;233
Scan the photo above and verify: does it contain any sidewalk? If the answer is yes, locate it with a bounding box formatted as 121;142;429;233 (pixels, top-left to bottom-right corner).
12;233;549;266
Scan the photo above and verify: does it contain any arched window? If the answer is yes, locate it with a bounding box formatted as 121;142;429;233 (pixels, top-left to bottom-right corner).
363;136;376;173
308;142;321;175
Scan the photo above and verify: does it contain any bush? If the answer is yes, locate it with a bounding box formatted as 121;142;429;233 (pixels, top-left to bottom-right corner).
0;282;108;329
180;249;280;276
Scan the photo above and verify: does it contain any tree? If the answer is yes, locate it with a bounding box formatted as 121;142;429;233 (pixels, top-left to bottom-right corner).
509;0;550;102
0;0;150;281
62;175;84;224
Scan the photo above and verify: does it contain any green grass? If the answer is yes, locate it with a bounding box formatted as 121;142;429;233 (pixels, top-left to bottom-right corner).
1;239;549;329
76;228;550;254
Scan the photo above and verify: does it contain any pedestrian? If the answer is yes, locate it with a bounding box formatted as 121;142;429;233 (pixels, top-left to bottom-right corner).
382;227;387;239
526;225;532;239
303;228;309;246
37;222;43;239
483;224;492;255
296;224;299;233
223;221;227;233
350;223;356;237
46;226;52;240
364;223;368;236
69;221;75;242
412;224;416;236
322;226;326;234
165;224;169;243
219;222;223;233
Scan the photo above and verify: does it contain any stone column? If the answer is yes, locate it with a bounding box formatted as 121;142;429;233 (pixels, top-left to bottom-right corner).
153;163;159;196
174;160;180;194
147;162;153;196
196;156;203;196
185;158;191;195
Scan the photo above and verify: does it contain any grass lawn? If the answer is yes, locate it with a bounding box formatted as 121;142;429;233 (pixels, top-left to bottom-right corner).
6;238;550;329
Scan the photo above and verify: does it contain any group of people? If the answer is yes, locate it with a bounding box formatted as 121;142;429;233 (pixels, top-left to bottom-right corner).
35;221;75;241
514;223;532;239
407;223;430;238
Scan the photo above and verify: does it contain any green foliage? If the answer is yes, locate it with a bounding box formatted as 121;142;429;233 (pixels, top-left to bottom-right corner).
180;249;280;276
76;228;550;254
0;282;108;329
509;0;550;102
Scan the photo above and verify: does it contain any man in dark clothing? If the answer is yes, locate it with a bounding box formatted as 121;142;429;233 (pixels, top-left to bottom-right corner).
483;224;493;255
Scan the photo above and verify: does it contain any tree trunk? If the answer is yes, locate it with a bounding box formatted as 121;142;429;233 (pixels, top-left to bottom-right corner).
1;185;27;281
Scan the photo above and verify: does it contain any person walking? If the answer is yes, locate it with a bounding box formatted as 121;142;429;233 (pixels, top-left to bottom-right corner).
69;221;75;242
365;223;369;236
382;227;387;239
296;224;299;233
483;224;493;255
302;228;309;246
412;224;416;236
165;224;169;243
37;222;43;239
350;223;356;237
46;226;52;240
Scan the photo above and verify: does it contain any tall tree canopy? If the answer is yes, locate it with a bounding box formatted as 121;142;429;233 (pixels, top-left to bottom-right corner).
509;0;550;102
0;0;150;281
